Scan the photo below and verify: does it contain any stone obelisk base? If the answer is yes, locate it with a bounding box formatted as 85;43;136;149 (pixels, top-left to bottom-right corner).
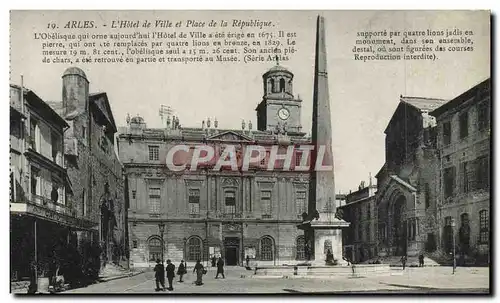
300;212;350;266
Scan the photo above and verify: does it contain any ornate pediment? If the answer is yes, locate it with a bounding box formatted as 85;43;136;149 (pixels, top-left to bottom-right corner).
207;130;253;142
221;177;239;187
223;223;241;232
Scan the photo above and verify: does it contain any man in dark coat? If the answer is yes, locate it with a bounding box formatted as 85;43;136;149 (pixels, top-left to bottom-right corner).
153;259;165;291
400;255;407;270
419;254;425;267
165;259;175;291
177;260;186;282
215;256;225;279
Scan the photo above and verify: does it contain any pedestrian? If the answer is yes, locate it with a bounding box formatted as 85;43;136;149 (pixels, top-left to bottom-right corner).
215;256;225;279
193;260;205;286
153;259;165;291
48;257;57;289
165;259;175;291
27;260;37;294
246;255;250;268
400;255;407;270
419;254;425;267
177;260;186;282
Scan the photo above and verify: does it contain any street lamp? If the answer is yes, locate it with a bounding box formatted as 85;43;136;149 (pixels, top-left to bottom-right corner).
158;222;165;264
450;218;456;274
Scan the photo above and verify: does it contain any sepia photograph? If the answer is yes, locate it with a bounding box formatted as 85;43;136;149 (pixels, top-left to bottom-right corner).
8;9;491;295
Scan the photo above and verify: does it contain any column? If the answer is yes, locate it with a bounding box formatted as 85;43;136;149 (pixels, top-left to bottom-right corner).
216;176;221;213
251;178;257;213
240;177;244;214
242;177;246;214
206;175;211;215
211;176;217;212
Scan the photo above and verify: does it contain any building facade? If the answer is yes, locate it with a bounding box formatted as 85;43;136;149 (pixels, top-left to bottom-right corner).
9;84;96;282
339;182;377;263
346;80;491;265
119;64;316;268
47;67;128;268
429;78;490;265
374;96;446;257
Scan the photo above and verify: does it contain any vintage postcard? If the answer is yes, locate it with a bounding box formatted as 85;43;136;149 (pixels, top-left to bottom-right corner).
9;10;491;294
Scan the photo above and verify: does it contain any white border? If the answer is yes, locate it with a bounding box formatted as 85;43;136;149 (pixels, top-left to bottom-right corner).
2;1;498;302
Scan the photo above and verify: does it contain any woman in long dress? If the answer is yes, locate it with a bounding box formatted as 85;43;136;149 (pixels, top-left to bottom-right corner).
193;260;204;286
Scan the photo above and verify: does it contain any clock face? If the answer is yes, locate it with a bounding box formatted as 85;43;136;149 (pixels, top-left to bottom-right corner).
278;108;290;120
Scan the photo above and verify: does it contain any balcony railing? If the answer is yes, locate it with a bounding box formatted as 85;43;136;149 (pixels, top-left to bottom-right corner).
31;194;77;218
220;212;243;219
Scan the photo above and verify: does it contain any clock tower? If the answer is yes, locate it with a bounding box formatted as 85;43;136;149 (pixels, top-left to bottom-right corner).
256;62;303;134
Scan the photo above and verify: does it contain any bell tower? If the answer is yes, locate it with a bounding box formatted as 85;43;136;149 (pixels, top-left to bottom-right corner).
256;60;303;134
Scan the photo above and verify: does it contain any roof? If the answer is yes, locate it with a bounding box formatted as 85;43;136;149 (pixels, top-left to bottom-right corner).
89;92;118;133
262;64;293;77
63;67;88;79
10;84;69;129
375;163;386;178
390;175;417;192
400;96;448;112
430;78;491;117
384;96;448;134
120;125;310;143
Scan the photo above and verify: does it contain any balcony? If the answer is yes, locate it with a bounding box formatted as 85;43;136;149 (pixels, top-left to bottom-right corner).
31;194;77;218
10;195;96;230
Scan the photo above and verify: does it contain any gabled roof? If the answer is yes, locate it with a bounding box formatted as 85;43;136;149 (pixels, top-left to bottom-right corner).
384;96;447;134
14;86;69;129
89;92;117;133
389;175;417;192
400;96;448;112
375;163;386;179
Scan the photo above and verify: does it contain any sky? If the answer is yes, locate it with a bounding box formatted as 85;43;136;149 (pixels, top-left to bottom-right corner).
9;10;490;194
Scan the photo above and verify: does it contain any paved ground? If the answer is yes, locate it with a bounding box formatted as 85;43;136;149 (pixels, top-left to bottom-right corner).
63;266;490;294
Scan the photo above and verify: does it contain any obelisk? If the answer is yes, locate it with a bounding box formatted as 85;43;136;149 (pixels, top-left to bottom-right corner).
299;15;349;266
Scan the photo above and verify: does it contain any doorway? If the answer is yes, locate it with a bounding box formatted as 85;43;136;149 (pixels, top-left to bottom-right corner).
224;237;240;265
225;247;238;265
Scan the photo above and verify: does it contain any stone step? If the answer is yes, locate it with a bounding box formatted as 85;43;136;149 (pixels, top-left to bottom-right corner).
254;264;392;277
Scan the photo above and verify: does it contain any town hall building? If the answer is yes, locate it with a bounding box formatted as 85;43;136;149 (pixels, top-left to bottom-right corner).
118;64;317;268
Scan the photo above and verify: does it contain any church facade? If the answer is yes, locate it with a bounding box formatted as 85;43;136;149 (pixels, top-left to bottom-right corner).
118;64;315;268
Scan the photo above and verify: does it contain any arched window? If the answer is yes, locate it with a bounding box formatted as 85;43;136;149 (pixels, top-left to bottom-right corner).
270;79;276;93
260;236;274;261
187;236;202;261
296;236;305;260
148;237;162;262
279;78;286;92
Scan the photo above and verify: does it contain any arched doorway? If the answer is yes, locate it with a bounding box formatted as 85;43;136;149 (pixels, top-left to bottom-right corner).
148;237;162;262
393;195;407;256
